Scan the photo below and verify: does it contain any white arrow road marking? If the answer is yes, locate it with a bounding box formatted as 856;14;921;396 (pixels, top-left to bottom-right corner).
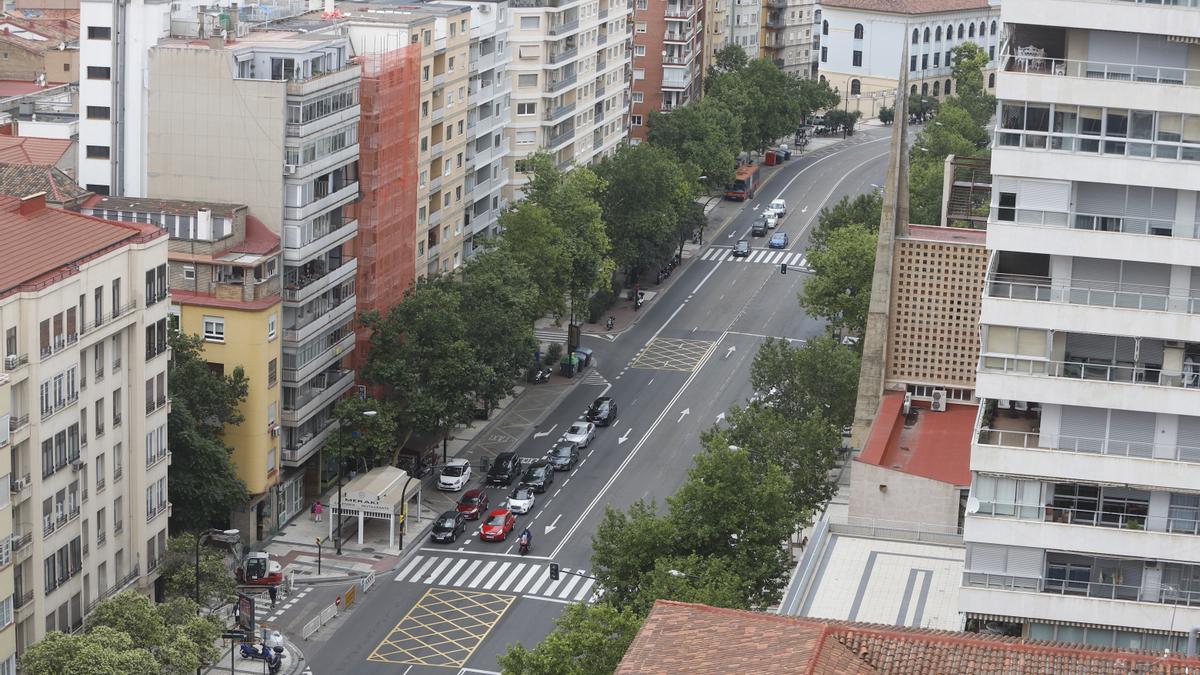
619;428;631;444
532;424;557;439
715;412;726;424
802;206;809;214
677;408;690;423
544;514;562;534
724;345;737;359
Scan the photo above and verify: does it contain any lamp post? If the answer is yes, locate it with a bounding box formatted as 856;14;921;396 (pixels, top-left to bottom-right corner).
337;410;377;555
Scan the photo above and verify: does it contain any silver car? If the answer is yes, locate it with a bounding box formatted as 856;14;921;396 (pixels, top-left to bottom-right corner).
563;421;596;448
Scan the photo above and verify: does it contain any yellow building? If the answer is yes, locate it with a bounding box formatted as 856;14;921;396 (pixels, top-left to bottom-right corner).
82;197;285;544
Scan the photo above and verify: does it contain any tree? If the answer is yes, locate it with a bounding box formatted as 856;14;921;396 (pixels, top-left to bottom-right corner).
949;42;995;127
812;192;882;247
795;78;841;123
908;101;987;225
158;533;236;611
797;223;877;337
498;201;570;319
167;331;249;532
630;555;753;615
878;105;894;125
589;500;675;609
666;442;796;607
63;592;224;674
908;94;939;122
824;109;862;135
327;396;399;469
646;98;741;193
705;44;748;85
20;627;159;675
750;336;862;429
596;143;698;280
497;602;643;675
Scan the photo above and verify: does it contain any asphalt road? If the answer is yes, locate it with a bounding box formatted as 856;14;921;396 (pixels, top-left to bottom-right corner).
304;128;892;675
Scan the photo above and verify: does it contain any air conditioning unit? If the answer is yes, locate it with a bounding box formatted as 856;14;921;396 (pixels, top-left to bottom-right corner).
270;425;281;438
477;3;490;12
4;354;15;369
902;392;913;415
10;478;24;492
284;164;297;175
931;389;947;412
71;460;85;472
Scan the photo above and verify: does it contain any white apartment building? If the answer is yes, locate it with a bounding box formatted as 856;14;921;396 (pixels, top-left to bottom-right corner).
508;0;632;182
0;193;169;656
962;0;1200;650
817;0;999;116
440;0;514;258
727;0;760;57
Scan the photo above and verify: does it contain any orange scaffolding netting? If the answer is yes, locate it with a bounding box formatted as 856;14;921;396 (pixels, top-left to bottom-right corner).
352;45;420;375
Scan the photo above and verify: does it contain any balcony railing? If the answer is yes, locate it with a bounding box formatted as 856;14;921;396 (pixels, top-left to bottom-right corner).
549;46;578;64
145;342;168;361
977;426;1200;463
980;354;1200;390
13;590;32;610
548;18;580;35
994;124;1200;163
1004;53;1200;87
544;101;577;121
146;396;169;414
547;127;575;148
665;4;696;16
971;499;1200;535
547;73;578;93
990;207;1200;239
9;414;28;433
11;531;31;552
986;272;1183;312
962;570;1200;606
4;354;27;371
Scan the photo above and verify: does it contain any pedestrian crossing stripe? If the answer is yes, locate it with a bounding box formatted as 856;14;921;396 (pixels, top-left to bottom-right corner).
394;554;600;604
700;248;806;267
534;329;567;344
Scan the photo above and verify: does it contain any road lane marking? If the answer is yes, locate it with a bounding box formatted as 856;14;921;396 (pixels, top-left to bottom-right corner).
453;560;483;585
512;565;541;594
485;562;512;588
469;561;498;588
438;559;469;585
423;558;454;583
395;555;427;582
556;574;583;599
497;564;526;591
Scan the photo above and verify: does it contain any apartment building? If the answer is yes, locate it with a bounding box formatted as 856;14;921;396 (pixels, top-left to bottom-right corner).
961;0;1200;649
759;0;818;79
817;0;998;117
727;0;760;58
343;3;474;277
703;0;725;74
80;197;287;543
508;0;632;183
0;375;14;673
144;26;360;522
0;192;168;656
629;0;704;142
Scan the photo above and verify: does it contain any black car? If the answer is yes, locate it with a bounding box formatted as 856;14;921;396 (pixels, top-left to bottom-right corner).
521;460;555;493
732;239;751;257
587;396;618;426
751;217;768;237
487;452;520;486
429;510;467;544
548;442;579;471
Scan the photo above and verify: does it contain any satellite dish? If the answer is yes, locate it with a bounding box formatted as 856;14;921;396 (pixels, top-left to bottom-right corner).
966;496;980;514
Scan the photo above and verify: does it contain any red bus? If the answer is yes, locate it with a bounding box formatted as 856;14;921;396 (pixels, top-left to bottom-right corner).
724;164;759;201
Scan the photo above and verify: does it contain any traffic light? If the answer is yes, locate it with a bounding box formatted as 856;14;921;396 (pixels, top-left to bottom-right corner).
780;263;787;275
549;563;560;581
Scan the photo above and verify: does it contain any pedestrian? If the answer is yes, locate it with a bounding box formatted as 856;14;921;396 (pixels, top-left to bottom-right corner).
309;501;317;521
268;584;278;608
313;501;323;523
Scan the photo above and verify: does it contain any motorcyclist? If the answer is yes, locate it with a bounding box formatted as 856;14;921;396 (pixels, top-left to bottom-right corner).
519;527;532;550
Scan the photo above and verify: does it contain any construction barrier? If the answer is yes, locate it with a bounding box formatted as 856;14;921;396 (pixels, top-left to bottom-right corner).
360;570;377;593
300;572;380;640
344;584;357;610
301;615;321;641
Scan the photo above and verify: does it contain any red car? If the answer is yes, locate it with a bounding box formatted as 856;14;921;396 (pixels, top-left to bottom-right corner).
456;489;489;520
479;508;516;542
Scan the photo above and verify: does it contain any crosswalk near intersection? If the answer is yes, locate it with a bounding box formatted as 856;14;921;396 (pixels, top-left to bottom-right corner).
700;247;807;267
395;554;600;604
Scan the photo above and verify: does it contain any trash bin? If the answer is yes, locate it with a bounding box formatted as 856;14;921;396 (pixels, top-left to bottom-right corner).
764;150;778;166
560;354;578;378
574;347;593;369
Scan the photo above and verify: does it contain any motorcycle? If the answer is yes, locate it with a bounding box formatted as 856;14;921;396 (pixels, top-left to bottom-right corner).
519;533;531;555
606;316;615;331
240;642;280;665
533;366;552;384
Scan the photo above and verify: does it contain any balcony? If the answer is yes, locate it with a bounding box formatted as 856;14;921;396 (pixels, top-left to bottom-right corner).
145;341;168;361
663;52;694;66
283;181;360;224
664;29;695;43
284;63;361;98
282;294;356;344
146;396;170;415
547;73;578;93
546;126;575;148
282;331;352;384
283;258;358;306
283;419;339;467
9;413;28;434
548;19;580;36
286;105;360;139
544;101;577;122
549;46;579;64
282;369;356;425
13;590;32;611
665;3;697;16
284;217;357;265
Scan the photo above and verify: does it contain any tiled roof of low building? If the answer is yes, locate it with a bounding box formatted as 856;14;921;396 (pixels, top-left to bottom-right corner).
617;601;1200;674
0;135;72;166
0;163;86;204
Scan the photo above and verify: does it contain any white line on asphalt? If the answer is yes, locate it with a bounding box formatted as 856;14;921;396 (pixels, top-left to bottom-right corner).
524;595;571;605
525;569;551;595
394;555;426;582
423;558;453;583
553;488;562;497
575;577;596;601
557;574;583;599
469;561;498;587
485;562;513;588
438;559;469;585
497;564;527;591
772;136;890;202
453;560;483;585
512;565;541;594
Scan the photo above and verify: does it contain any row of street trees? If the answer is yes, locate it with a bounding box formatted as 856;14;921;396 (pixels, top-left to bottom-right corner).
498;337;860;674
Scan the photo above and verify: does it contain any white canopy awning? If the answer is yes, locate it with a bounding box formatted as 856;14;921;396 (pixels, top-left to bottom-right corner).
329;466;423;549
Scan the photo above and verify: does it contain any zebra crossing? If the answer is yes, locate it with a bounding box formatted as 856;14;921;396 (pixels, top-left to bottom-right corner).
534;328;567;345
699;247;807;268
394;554;600;604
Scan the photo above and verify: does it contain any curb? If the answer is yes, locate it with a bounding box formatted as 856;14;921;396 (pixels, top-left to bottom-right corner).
293;572;367;586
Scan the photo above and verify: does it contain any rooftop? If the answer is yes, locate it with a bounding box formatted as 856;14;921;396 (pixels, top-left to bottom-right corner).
819;0;991;14
618;601;1200;674
0;135;71;166
0;194;161;298
904;223;987;245
856;390;974;486
85;195;243;220
0;80;48;98
0;163;88;204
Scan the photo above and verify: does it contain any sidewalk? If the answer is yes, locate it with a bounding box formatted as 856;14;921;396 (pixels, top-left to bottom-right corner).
204;632;305;675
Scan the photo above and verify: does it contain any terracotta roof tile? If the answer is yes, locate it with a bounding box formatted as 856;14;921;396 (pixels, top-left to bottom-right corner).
820;0;991;14
229;215;281;256
0;135;71;166
0;163;86;204
618;602;1200;674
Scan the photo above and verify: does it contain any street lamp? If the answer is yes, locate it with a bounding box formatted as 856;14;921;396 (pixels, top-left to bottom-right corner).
194;528;239;613
337;410;377;555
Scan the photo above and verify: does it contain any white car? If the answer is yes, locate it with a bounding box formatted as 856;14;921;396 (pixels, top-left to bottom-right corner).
507;486;536;514
438;458;472;491
764;211;779;229
563;421;596;448
768;198;786;216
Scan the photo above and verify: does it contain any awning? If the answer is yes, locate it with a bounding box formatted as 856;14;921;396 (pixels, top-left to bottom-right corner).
333;466;418;517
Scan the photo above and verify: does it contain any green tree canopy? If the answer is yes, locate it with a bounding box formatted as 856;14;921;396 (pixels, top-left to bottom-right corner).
498;201;570;318
647;97;742;192
705;43;749;84
327;396;400;469
750;335;862;429
797;223;877;336
590;499;676;609
20;627;159;675
812;192;882;247
497;602;643;675
167;331;249;532
949;42;996;127
158;533;236;611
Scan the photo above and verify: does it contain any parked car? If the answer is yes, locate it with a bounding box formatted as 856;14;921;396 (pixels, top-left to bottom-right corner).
521;460;555;493
430;511;467;544
587;396;618;426
486;452;521;486
479;508;517;542
507;486;536;514
563;421;596;448
438;458;472;491
456;489;490;520
768;198;786;216
548;442;580;471
732;239;751;257
769;231;789;249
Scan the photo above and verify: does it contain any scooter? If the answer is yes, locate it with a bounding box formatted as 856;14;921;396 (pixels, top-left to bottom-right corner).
240;642;277;662
533;367;552;383
519;534;531;555
606;316;615;331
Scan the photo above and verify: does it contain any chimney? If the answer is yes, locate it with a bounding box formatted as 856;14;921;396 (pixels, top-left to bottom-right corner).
229;2;239;36
19;192;46;215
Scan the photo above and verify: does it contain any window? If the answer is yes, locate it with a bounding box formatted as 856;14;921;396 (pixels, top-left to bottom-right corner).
852;50;862;67
631;114;643;126
853;23;863;39
989;45;995;61
182;265;195;281
86;145;110;160
969;23;975;37
910;55;917;71
934;52;940;67
850;79;861;95
933;81;941;97
988;73;995;88
823;20;829;36
911;28;918;44
517;73;537;87
945;79;952;95
520;16;539;29
86;106;110;120
991;20;997;36
632;92;644;103
517;102;536;116
935;26;941;41
202;316;225;342
268;359;277;387
635;22;647;33
86;66;110;80
634;45;646;57
516;130;536;145
821;46;828;63
87;26;112;40
86;183;110;196
110;278;121;317
267;313;277;340
923;27;930;42
958;23;965;39
922;53;928;69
